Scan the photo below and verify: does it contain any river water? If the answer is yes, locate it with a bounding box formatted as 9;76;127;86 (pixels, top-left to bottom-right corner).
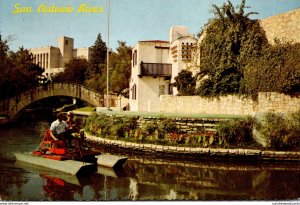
0;121;300;201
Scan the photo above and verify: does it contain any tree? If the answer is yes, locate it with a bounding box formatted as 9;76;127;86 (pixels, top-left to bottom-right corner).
85;71;106;94
109;41;132;97
54;58;91;84
173;70;196;96
88;33;107;78
197;0;268;96
0;34;9;60
0;41;43;99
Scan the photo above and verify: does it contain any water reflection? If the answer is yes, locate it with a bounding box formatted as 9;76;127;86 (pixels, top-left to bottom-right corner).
0;121;300;201
124;158;300;200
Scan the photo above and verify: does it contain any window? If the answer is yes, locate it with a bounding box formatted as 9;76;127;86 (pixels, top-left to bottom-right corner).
65;40;68;45
132;52;135;66
159;85;165;96
134;50;137;65
169;84;173;95
132;50;138;66
132;84;136;100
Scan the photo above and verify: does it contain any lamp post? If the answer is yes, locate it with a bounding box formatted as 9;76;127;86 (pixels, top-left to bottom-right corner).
106;0;110;110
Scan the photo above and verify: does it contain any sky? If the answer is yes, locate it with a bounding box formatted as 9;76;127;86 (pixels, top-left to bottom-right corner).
1;0;300;52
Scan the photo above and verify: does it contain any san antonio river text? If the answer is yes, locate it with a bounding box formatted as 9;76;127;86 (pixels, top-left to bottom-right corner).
12;3;104;14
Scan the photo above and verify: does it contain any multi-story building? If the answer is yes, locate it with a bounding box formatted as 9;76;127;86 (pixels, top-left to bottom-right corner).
129;26;197;112
29;36;91;74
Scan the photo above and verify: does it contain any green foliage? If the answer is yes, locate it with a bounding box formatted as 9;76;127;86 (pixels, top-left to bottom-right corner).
173;70;196;96
85;70;107;94
85;112;299;151
109;41;132;98
88;33;107;77
242;41;300;94
195;0;299;97
85;113;138;139
254;111;300;150
86;37;129;97
85;113;111;137
0;41;44;99
158;118;178;133
83;33;108;93
197;0;268;96
142;123;158;136
54;58;91;84
216;117;255;146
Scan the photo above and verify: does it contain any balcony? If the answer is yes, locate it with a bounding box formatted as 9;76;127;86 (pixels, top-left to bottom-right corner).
139;62;172;79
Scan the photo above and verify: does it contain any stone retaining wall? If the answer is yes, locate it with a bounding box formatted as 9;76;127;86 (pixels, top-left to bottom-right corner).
137;116;227;133
161;92;300;116
86;134;300;162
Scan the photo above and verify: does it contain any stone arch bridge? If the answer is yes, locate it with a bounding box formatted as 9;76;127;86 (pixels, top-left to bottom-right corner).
0;82;118;122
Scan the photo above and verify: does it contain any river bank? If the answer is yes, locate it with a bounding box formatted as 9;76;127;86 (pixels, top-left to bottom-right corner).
85;133;300;163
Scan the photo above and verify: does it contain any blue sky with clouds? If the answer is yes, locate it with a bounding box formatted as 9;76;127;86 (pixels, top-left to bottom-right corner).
1;0;300;52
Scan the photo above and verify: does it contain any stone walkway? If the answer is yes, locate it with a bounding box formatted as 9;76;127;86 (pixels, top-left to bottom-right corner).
85;133;300;162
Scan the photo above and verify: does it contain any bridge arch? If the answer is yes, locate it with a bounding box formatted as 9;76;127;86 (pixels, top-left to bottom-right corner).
0;83;114;121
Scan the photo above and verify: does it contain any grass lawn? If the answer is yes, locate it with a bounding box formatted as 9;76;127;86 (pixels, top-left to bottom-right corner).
74;106;96;112
74;107;248;119
98;110;248;119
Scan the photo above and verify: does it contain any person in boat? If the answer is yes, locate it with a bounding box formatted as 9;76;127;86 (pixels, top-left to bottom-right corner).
65;111;78;147
49;112;69;144
65;111;86;148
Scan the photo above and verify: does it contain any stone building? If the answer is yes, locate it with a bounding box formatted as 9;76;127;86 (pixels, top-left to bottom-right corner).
29;36;91;74
259;8;300;44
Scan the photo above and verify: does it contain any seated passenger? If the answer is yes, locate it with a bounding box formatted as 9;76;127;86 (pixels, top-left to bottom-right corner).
49;113;69;145
65;111;78;147
65;111;86;149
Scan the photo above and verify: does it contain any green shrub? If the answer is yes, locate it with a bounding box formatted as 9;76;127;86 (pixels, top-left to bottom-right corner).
85;113;138;139
216;117;255;146
142;123;158;136
110;123;127;138
157;118;179;139
254;111;300;150
85;113;111;137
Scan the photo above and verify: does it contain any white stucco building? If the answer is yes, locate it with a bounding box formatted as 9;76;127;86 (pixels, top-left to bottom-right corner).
29;36;91;75
129;26;197;112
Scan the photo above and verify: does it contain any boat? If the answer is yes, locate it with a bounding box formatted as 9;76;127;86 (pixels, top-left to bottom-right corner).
15;129;127;175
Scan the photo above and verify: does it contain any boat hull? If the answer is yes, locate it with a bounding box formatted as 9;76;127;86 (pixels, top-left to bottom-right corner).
14;152;96;175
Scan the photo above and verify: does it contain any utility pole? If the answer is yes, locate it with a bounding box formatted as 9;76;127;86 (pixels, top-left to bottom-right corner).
106;0;110;110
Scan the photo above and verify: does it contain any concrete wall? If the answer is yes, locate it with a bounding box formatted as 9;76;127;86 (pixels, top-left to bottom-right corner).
161;92;300;115
259;8;300;44
138;76;169;112
74;47;91;60
58;36;74;66
30;46;60;70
